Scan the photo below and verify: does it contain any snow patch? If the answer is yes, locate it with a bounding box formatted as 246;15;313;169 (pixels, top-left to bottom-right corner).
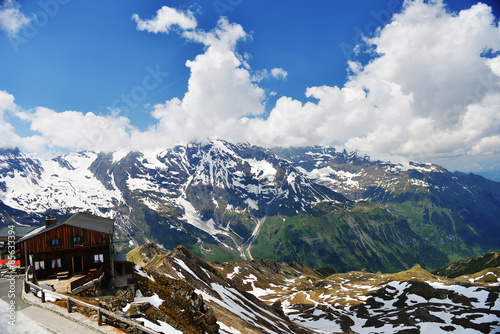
245;159;276;182
227;266;240;279
135;265;155;282
135;317;183;334
134;292;164;308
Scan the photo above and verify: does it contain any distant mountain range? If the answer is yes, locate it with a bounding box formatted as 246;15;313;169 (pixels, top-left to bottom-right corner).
1;140;499;273
476;170;500;183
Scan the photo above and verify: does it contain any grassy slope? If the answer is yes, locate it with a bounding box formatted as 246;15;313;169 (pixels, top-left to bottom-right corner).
433;251;500;278
379;172;500;264
251;201;448;273
386;200;477;261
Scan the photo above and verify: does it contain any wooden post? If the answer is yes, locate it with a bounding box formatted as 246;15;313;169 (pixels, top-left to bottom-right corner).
67;298;72;313
98;309;102;326
41;290;45;303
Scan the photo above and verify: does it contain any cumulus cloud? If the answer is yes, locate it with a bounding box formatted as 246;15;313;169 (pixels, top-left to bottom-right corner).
132;6;197;34
130;8;266;148
0;90;17;113
17;107;134;153
271;68;288;80
0;90;22;147
252;68;288;82
0;0;31;36
471;135;500;155
244;0;500;160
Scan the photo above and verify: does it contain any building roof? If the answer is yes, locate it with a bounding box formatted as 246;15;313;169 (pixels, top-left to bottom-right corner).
0;226;38;238
17;212;114;243
63;212;114;235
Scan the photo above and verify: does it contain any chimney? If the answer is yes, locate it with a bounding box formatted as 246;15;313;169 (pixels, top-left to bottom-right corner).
45;216;57;227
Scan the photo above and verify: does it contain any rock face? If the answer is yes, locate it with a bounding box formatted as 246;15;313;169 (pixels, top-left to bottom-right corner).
127;243;316;334
131;271;220;334
345;280;500;333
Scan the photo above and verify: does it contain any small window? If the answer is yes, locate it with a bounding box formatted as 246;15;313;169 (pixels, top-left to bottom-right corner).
50;238;62;246
94;254;104;263
51;259;62;268
34;261;45;270
71;236;83;244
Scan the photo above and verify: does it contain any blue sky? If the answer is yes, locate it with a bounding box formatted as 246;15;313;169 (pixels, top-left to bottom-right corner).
1;0;500;174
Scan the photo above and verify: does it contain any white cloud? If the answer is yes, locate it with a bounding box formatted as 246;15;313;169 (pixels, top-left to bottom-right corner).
244;0;500;161
0;0;31;36
0;90;17;113
19;107;134;153
132;6;197;34
252;68;288;82
0;90;22;147
130;12;266;148
471;135;500;155
271;68;288;80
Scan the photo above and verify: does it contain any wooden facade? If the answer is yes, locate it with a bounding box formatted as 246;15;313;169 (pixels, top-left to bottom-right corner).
18;213;114;280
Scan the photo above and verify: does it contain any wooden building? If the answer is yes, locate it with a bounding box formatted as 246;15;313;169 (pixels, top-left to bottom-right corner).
17;213;114;280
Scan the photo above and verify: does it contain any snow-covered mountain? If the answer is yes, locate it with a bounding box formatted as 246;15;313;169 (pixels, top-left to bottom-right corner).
1;141;500;272
0;141;345;253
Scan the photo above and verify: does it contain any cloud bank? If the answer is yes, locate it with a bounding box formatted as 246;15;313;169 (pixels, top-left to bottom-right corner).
2;1;500;168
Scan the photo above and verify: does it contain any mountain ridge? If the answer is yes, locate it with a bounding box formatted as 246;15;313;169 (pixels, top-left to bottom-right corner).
1;140;499;273
127;242;316;334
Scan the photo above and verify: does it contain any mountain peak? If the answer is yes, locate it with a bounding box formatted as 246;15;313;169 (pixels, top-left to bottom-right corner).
170;244;195;258
126;242;167;268
0;147;21;156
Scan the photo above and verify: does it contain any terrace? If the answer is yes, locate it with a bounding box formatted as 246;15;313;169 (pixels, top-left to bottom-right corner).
33;266;105;294
33;265;134;295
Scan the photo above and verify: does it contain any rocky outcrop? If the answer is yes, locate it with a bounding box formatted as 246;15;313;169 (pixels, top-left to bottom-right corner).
131;268;220;333
127;243;316;334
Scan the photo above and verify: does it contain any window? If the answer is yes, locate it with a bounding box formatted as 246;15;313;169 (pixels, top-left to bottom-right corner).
51;259;62;268
94;254;104;263
49;238;62;246
34;261;45;270
71;236;83;244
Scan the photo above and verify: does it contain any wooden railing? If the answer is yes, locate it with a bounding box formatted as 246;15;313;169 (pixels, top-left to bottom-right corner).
24;266;158;334
70;266;104;291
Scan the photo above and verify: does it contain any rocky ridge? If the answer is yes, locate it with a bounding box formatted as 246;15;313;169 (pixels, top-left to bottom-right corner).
126;243;315;334
212;257;500;333
119;243;500;334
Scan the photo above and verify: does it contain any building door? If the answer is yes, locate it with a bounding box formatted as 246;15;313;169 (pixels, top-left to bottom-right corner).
72;256;83;274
